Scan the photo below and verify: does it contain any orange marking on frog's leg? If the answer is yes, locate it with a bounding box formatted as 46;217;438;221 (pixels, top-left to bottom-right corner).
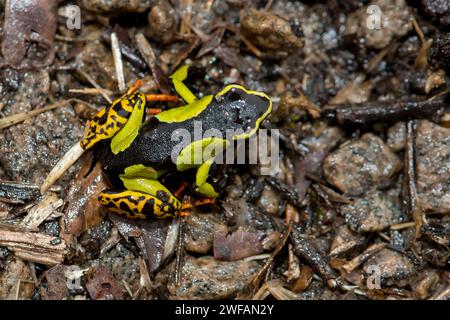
180;198;216;210
145;94;179;103
174;181;189;198
147;108;162;115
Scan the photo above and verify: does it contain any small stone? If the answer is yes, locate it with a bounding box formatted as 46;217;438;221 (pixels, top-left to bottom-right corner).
340;190;404;233
345;0;412;49
184;213;228;254
415;120;450;213
323;133;401;196
240;9;303;52
387;122;406;152
157;255;261;299
146;0;179;44
363;248;417;287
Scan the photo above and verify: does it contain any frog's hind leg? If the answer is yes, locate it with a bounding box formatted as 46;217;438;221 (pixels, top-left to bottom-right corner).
169;65;198;104
99;188;181;219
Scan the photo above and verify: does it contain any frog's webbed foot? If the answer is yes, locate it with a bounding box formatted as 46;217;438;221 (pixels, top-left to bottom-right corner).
99;189;181;219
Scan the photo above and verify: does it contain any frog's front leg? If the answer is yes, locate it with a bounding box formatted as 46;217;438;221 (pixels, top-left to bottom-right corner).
194;158;220;198
99;165;181;219
81;91;147;151
169;65;198;104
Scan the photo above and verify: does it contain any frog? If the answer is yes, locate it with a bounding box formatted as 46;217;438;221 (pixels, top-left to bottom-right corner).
79;65;272;219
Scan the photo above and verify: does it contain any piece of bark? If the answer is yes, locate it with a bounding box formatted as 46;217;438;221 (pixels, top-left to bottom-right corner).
0;227;66;266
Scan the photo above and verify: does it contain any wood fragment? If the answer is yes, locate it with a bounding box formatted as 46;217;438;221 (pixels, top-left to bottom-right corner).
0;100;70;130
111;32;126;92
77;69;113;103
290;224;340;289
135;33;170;94
403;120;424;239
342;243;387;273
0;228;66;266
251;225;291;288
21;192;63;229
323;96;445;127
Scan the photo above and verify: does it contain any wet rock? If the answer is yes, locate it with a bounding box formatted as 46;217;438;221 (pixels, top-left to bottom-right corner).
428;32;450;73
213;228;264;261
157;255;261;300
387;122;406;152
2;70;50;114
184;213;228;254
257;185;280;216
323;133;401;196
240;9;303;52
81;0;152;13
340;189;404;233
415;120;450;213
345;0;412;49
0;103;84;184
363;248;417;287
420;0;450;26
146;0;179;44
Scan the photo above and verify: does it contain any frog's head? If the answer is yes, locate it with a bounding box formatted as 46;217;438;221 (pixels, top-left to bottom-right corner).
214;84;272;139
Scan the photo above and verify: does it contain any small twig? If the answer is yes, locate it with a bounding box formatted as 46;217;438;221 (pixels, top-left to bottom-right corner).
77;69;113;103
390;221;416;230
251;225;291;289
135;33;170;94
404;120;424;239
69;88;114;96
0;100;72;130
111;32;126;92
323;96;446;126
290;224;340;289
174;218;185;286
342;243;387;273
122;280;134;299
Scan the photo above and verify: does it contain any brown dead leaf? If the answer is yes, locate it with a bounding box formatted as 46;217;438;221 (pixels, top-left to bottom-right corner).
40;264;69;300
86;266;124;300
64;157;107;236
2;0;60;69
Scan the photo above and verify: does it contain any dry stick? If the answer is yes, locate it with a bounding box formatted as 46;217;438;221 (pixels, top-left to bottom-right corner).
290;225;340;289
77;69;112;104
342;243;387;274
251;225;291;290
135;33;170;94
0;228;66;266
174;218;185;286
404;120;424;239
69;88;113;96
0;100;69;130
111;32;126;93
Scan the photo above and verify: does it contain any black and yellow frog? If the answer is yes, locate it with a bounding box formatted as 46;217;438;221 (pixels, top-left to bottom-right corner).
43;65;272;219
